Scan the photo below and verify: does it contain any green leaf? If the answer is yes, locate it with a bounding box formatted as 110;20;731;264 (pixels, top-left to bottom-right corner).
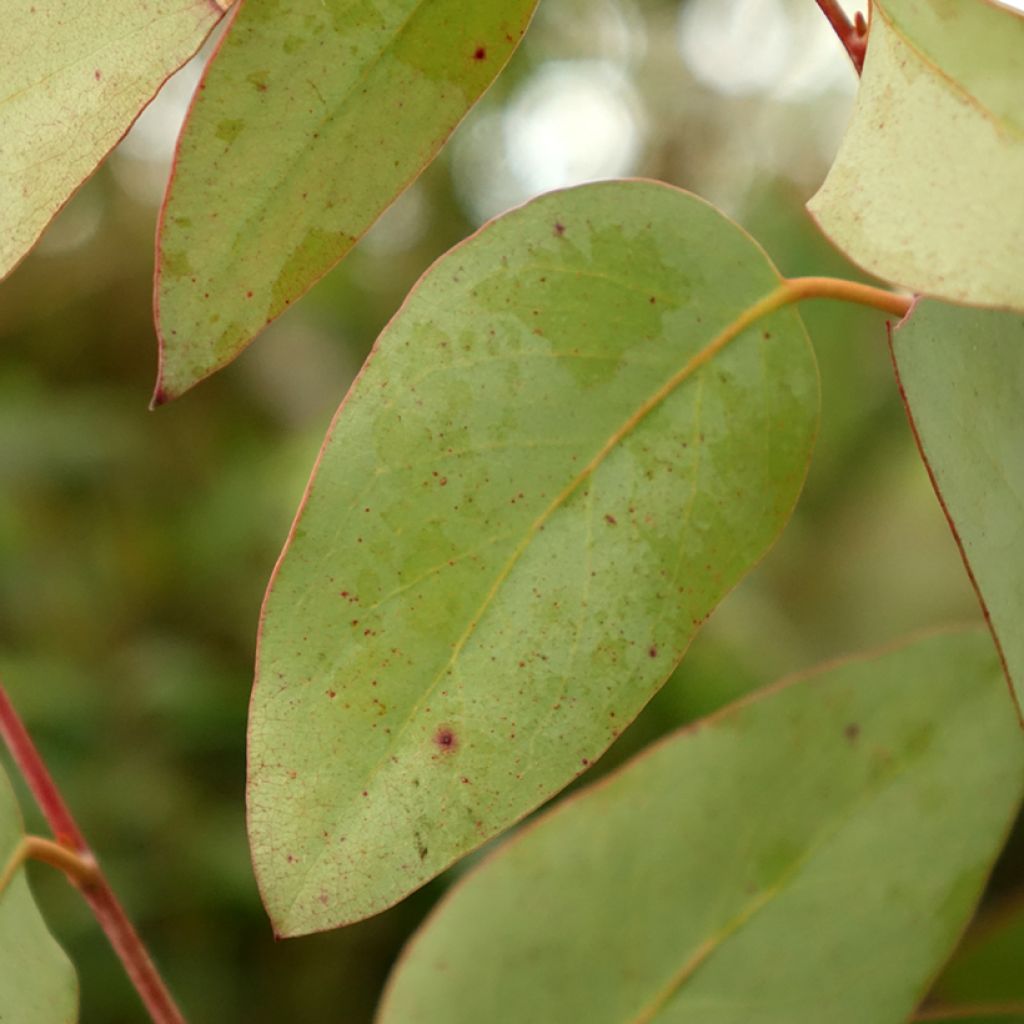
248;179;819;935
0;0;229;282
378;630;1024;1024
808;0;1024;311
890;300;1024;719
933;884;1024;1019
153;0;539;403
0;767;78;1022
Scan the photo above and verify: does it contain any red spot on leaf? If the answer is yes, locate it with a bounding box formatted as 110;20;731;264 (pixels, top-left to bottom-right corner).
648;645;659;658
473;46;487;60
93;69;102;81
435;726;458;752
553;222;566;237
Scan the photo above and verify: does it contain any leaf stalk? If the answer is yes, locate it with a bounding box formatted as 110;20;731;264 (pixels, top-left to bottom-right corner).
814;0;869;73
0;682;187;1024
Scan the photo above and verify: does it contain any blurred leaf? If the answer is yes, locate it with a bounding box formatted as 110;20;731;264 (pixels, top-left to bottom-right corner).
249;180;819;936
378;630;1024;1024
890;302;1024;719
154;0;539;401
0;0;230;281
0;766;78;1022
924;889;1024;1021
808;0;1024;311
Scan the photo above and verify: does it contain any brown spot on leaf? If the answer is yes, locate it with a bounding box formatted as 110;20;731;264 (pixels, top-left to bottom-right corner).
844;723;861;742
553;222;566;237
604;514;617;525
648;645;659;658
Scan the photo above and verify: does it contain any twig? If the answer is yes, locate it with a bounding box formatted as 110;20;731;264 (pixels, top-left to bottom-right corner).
815;0;868;73
0;682;187;1024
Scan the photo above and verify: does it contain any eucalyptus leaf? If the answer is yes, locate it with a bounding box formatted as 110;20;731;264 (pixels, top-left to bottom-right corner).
0;0;229;281
248;179;819;935
153;0;538;402
890;301;1024;718
0;767;78;1022
808;0;1024;311
378;630;1024;1024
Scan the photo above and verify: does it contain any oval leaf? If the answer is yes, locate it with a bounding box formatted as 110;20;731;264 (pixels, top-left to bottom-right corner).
153;0;539;402
808;0;1024;311
0;0;229;281
890;300;1024;720
0;767;78;1022
248;180;820;935
378;630;1024;1024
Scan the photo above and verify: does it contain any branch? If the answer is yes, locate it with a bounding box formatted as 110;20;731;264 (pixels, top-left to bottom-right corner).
0;683;187;1024
815;0;868;73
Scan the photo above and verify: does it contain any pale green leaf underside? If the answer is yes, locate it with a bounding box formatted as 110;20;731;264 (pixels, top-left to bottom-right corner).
891;301;1024;717
378;630;1024;1024
154;0;538;402
0;0;227;282
249;180;819;935
809;0;1024;311
0;768;77;1022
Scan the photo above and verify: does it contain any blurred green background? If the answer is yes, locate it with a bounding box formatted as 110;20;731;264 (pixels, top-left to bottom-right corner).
1;1;1021;1020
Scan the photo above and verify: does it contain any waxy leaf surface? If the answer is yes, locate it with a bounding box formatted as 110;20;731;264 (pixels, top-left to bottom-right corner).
154;0;538;401
249;180;819;935
0;0;229;281
0;767;77;1022
809;0;1024;311
379;630;1024;1024
891;301;1024;718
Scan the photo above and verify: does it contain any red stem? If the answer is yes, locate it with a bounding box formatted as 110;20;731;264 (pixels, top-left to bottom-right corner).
0;683;187;1024
814;0;868;73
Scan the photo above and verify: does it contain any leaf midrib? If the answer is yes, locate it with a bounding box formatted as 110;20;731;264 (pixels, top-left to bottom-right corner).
625;718;951;1024
280;280;797;921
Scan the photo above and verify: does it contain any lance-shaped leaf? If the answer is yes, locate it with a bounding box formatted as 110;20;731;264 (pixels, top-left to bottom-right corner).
890;301;1024;719
0;767;78;1022
378;630;1024;1024
808;0;1024;311
153;0;539;403
249;180;820;935
0;0;230;282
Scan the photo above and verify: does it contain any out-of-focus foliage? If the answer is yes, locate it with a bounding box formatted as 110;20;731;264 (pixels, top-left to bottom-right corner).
0;1;1019;1021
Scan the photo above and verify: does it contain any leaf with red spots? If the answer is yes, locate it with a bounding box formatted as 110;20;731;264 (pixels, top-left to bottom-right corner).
378;631;1024;1024
248;180;820;935
153;0;539;402
0;0;230;282
0;766;78;1022
890;300;1024;721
